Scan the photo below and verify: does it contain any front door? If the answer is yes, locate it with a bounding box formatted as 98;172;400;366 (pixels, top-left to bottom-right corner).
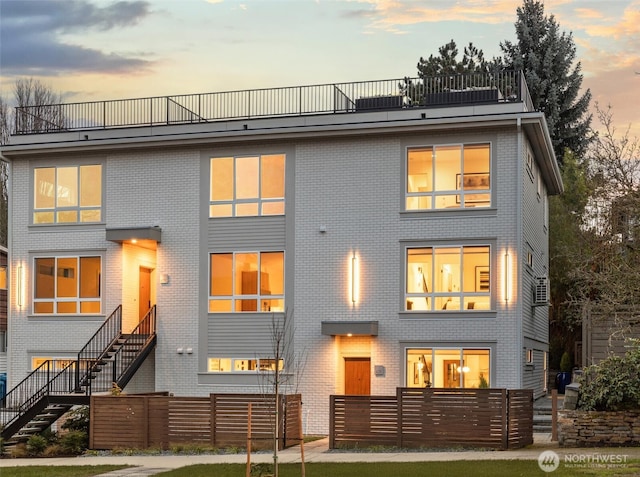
139;267;152;332
344;357;371;395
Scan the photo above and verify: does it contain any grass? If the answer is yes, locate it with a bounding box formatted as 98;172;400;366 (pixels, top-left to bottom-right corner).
2;459;638;477
0;465;131;477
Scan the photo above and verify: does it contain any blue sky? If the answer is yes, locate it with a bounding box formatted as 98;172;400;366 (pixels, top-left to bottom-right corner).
1;0;638;135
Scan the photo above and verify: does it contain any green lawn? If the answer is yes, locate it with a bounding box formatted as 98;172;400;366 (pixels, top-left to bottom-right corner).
0;465;130;477
2;460;639;477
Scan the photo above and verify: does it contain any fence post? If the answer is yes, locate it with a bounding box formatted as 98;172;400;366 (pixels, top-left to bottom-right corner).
329;396;335;449
502;389;509;450
246;402;252;477
396;387;403;448
210;394;216;448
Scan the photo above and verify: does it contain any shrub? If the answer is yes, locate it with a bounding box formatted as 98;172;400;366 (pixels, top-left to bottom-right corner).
59;430;88;455
43;444;65;457
62;405;90;434
578;339;640;411
26;434;48;456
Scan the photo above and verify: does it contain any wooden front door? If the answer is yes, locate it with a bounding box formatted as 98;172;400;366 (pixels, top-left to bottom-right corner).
344;358;371;395
139;267;152;332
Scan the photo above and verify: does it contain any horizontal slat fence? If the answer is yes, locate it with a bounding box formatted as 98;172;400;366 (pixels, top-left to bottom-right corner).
330;388;532;450
90;393;301;451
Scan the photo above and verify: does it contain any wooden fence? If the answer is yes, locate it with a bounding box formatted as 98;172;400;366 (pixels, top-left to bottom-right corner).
330;388;533;450
90;393;301;450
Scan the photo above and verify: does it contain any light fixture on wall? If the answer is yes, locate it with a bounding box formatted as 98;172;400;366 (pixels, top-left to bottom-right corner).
504;251;512;303
350;252;359;305
17;265;24;308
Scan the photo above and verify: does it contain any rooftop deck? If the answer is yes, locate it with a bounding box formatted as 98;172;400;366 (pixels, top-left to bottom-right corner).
13;70;533;135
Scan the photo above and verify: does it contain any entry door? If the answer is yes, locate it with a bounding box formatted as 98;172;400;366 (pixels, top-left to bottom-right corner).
344;358;371;395
139;267;152;332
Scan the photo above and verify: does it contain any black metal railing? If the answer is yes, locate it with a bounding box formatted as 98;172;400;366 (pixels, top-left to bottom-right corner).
13;71;533;135
0;360;79;431
76;305;123;393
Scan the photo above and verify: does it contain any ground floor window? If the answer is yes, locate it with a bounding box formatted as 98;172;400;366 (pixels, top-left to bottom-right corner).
406;348;490;388
207;357;284;372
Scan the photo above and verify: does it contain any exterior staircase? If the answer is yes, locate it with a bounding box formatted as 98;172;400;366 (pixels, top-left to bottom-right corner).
533;393;563;434
0;305;156;448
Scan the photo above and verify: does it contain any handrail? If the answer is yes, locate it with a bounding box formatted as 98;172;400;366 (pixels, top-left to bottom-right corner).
0;361;79;430
87;305;156;393
13;71;533;135
76;305;123;393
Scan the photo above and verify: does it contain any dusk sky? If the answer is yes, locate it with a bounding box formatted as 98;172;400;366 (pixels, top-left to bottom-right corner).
0;0;638;136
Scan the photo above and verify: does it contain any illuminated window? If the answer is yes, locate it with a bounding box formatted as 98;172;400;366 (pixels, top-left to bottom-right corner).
406;245;490;311
31;357;76;371
210;154;285;217
406;348;490;388
208;357;284;372
0;266;6;289
33;165;102;224
406;143;490;210
209;251;284;312
33;256;102;314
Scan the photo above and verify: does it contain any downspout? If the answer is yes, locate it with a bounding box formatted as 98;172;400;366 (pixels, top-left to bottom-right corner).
515;116;524;389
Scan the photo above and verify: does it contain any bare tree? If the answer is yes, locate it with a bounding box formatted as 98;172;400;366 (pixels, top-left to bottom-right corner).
0;78;65;246
256;309;306;477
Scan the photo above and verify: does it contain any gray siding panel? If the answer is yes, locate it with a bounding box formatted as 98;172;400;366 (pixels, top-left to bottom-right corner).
208;216;286;250
208;315;281;355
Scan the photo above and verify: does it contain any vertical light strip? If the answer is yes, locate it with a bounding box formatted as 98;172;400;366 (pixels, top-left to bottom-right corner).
351;254;357;304
17;265;24;307
504;252;512;303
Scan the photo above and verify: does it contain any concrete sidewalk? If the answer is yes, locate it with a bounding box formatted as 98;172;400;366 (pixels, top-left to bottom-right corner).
2;434;640;476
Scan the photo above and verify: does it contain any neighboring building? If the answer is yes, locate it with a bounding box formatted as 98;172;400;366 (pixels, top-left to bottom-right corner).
1;72;561;435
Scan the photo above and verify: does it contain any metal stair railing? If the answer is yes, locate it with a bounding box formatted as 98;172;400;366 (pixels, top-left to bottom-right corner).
110;305;157;389
0;360;80;433
76;305;123;394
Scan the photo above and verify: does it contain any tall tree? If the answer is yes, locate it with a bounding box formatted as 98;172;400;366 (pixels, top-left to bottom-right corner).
500;0;592;162
416;39;492;77
0;96;10;247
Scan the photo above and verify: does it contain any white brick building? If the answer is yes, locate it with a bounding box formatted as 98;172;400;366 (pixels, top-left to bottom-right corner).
1;73;561;435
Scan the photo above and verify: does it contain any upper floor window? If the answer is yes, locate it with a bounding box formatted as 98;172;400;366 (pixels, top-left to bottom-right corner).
406;143;490;210
406;245;490;311
34;165;102;224
209;251;284;312
0;265;6;290
33;256;102;314
210;154;285;217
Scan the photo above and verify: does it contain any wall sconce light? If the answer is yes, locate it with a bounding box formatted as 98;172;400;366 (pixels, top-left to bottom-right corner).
176;348;184;354
504;251;512;303
350;253;359;305
17;265;24;308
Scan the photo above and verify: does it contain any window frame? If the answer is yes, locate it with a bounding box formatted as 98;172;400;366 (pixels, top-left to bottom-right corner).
405;142;492;211
32;254;103;315
208;250;285;313
405;244;492;312
405;347;491;389
32;163;104;225
209;153;286;218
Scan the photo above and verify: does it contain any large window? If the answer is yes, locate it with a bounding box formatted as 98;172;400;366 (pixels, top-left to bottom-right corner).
406;143;490;210
207;357;284;372
210;154;285;217
34;165;102;224
406;245;490;311
33;256;102;314
209;251;284;312
406;348;490;388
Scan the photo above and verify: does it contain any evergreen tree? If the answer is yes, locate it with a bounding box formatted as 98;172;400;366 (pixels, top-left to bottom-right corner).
501;0;592;162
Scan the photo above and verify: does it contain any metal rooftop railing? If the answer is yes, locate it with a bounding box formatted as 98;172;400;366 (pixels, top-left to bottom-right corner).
13;70;533;135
